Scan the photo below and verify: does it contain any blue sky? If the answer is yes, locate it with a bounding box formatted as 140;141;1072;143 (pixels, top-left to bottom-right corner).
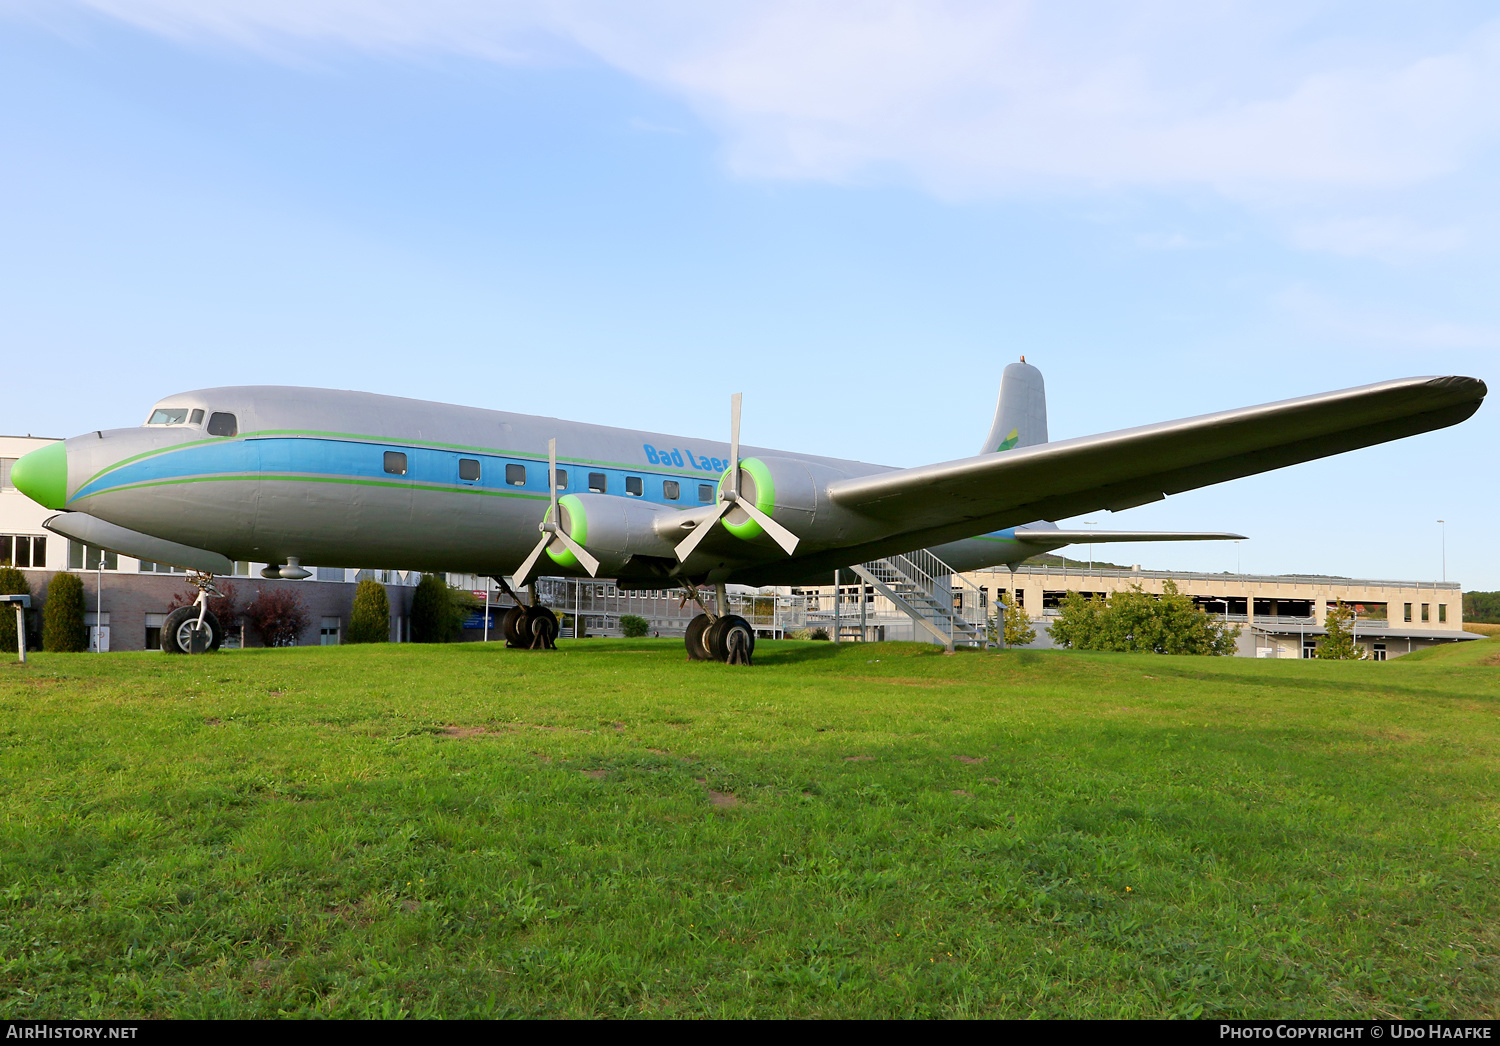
2;2;1495;588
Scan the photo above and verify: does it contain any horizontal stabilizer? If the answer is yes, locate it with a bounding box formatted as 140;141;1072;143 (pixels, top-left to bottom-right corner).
1014;529;1246;543
43;512;233;575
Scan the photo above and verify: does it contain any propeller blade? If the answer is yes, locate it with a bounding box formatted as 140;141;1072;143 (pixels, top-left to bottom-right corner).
548;438;560;516
512;533;550;588
673;502;730;562
728;392;741;498
738;499;800;555
555;529;602;576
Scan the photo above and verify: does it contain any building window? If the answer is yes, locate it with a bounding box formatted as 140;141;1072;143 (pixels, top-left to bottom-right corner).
625;476;643;497
1403;602;1412;622
233;562;252;577
3;535;47;569
320;617;341;645
979;587;988;610
458;458;481;482
698;484;714;504
589;472;607;493
0;458;14;491
145;613;165;650
207;412;237;437
1438;604;1447;623
384;451;407;475
505;464;527;486
1421;603;1429;622
67;541;115;571
316;567;343;582
1373;643;1387;661
138;560;185;574
663;480;680;501
1303;638;1317;659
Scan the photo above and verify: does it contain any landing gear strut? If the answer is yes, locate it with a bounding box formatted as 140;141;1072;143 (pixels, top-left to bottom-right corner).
495;577;558;650
161;573;223;654
682;582;754;665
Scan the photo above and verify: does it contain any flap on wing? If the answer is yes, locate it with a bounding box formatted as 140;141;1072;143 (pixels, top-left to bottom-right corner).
827;375;1484;534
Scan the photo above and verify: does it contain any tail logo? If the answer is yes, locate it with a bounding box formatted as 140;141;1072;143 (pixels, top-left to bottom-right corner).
995;428;1020;452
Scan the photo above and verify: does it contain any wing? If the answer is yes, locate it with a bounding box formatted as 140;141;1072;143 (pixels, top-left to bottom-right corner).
1013;529;1246;543
827;375;1484;538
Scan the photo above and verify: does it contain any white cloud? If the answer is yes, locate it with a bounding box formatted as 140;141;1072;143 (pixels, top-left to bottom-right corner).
24;2;1500;203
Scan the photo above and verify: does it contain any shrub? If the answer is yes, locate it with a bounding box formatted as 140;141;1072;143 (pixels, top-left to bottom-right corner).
348;579;390;643
619;614;649;638
0;565;30;652
243;587;309;647
1048;580;1238;656
42;572;87;652
410;575;475;643
1315;600;1365;660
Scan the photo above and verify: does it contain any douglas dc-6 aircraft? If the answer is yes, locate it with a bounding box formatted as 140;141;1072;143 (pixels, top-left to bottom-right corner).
7;361;1485;661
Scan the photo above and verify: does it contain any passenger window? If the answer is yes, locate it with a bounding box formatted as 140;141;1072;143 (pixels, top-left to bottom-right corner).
207;412;237;437
663;480;680;501
589;472;607;493
506;464;527;486
189;409;205;426
459;458;481;482
384;451;407;475
625;476;643;497
698;484;714;504
554;469;568;490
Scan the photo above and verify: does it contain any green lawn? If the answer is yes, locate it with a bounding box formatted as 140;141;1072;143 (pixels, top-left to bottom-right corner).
1;637;1496;1019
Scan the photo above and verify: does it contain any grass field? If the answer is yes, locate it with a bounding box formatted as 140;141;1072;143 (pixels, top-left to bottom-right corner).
1;637;1497;1019
1464;622;1500;638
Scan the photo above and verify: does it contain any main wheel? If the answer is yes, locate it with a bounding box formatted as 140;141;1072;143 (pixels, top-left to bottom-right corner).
161;606;222;654
684;614;714;661
525;605;559;650
710;614;755;664
502;605;528;648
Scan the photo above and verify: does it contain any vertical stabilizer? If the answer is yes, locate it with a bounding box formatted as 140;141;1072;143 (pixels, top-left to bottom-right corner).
980;359;1048;454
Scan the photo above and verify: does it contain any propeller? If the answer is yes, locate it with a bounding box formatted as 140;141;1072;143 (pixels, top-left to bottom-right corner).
513;438;601;587
673;393;801;563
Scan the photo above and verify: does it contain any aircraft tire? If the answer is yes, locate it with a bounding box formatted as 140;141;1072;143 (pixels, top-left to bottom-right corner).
526;605;559;650
161;607;222;654
684;614;714;660
502;605;528;648
712;615;755;665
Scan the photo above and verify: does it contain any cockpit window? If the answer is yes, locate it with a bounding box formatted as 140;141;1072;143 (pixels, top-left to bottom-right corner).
147;408;190;425
207;412;238;437
189;409;205;426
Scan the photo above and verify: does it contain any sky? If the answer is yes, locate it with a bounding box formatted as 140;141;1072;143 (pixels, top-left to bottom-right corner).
1;1;1495;588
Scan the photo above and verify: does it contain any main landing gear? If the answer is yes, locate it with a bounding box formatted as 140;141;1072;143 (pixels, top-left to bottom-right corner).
494;577;559;650
683;583;754;665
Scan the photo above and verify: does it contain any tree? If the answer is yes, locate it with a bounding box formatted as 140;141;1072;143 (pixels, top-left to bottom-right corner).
989;592;1036;647
1048;580;1239;656
42;572;87;652
619;614;649;638
409;574;476;642
348;579;390;643
0;565;30;652
1316;600;1365;660
243;587;309;647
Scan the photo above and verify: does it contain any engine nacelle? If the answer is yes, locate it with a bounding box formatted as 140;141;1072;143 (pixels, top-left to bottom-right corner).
709;456;878;549
545;493;680;574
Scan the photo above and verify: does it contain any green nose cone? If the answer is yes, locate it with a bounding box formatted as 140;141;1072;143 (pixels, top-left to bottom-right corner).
11;442;68;510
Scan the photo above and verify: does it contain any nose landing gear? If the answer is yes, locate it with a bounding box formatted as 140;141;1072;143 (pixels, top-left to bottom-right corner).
161;573;223;654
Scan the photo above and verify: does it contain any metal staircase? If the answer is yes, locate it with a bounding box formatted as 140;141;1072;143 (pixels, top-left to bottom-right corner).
849;548;989;651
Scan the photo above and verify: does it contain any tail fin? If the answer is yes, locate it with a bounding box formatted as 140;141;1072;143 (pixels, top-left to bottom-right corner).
980;358;1048;454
